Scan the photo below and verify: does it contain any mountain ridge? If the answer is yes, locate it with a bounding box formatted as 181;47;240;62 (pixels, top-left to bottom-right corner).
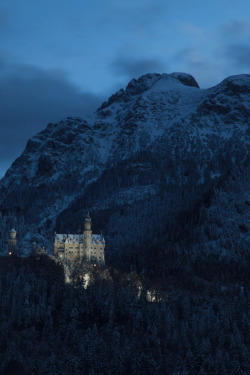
0;72;250;263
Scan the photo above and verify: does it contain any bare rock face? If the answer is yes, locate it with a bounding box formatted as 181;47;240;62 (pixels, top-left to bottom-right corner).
1;72;250;258
167;72;199;88
99;73;199;110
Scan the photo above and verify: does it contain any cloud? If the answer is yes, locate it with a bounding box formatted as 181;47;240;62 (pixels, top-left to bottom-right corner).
0;58;104;178
0;9;8;31
111;57;166;79
218;21;250;70
220;20;250;37
99;0;167;31
175;48;206;66
173;48;220;88
224;44;250;69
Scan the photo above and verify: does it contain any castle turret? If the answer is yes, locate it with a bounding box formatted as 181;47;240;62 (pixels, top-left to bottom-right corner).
84;213;92;260
84;213;91;231
8;229;17;255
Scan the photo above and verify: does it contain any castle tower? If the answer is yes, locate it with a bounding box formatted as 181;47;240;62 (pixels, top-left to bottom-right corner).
83;213;92;260
8;229;17;255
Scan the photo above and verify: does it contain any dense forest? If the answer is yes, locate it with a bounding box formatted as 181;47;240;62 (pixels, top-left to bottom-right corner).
0;252;250;375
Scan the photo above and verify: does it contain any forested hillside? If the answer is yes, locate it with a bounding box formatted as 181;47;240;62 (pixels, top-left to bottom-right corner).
0;254;250;375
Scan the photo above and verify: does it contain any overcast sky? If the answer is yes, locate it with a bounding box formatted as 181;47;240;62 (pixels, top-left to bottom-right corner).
0;0;250;177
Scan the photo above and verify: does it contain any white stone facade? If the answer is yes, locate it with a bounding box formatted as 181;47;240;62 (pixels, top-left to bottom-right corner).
53;214;105;265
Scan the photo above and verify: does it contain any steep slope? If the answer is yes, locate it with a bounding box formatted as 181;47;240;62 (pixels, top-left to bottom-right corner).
0;72;250;262
0;73;202;190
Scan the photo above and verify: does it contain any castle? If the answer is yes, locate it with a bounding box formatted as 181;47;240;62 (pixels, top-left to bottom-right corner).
53;214;105;265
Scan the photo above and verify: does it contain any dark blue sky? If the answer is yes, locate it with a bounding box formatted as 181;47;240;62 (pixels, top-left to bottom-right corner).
1;0;250;177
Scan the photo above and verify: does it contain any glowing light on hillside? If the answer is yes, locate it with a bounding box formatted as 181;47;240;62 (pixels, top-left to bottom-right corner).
83;273;90;289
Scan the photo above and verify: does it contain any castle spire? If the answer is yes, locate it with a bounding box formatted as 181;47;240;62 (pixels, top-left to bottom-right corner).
84;212;91;231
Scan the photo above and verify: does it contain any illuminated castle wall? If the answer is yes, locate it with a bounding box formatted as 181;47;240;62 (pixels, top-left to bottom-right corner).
53;214;105;265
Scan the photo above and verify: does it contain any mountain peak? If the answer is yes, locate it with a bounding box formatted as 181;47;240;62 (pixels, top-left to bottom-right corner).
218;74;250;94
125;73;199;94
99;72;199;110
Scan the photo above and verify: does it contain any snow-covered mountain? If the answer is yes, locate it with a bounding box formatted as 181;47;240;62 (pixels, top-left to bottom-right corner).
1;72;250;262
